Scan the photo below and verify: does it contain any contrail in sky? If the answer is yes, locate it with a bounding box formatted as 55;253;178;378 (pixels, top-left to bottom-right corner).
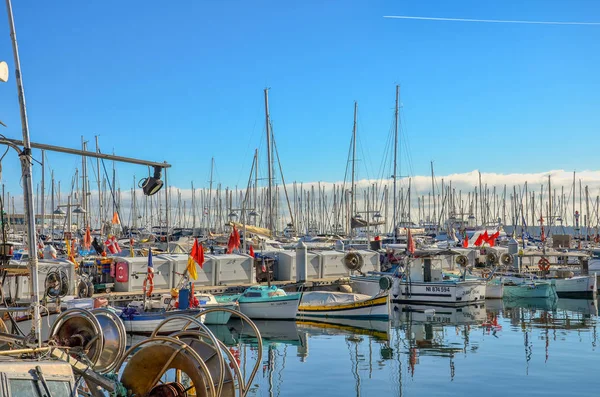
383;15;600;26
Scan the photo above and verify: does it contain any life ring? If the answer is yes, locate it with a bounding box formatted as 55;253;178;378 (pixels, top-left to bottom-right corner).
143;277;154;297
538;258;550;272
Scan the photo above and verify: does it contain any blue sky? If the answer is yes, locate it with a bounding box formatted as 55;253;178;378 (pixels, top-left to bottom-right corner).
0;0;598;197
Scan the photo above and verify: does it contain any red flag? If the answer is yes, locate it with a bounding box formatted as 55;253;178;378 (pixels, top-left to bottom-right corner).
474;233;485;247
406;228;415;254
487;231;500;247
249;245;255;258
462;231;469;248
84;226;92;250
227;233;235;254
481;231;489;245
227;226;241;254
191;238;205;268
233;225;241;248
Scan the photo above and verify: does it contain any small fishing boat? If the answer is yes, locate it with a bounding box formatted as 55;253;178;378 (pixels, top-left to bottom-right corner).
297;291;390;319
218;285;302;320
501;278;557;300
391;251;487;306
116;304;205;334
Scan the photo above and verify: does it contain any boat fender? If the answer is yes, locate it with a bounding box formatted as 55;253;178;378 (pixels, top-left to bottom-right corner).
379;276;393;291
143;277;154;297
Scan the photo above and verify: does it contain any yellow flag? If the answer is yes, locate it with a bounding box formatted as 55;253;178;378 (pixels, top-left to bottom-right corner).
187;256;198;280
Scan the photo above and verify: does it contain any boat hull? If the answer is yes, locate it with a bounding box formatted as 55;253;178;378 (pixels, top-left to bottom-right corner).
485;282;504;299
503;283;556;299
391;279;486;306
350;276;385;297
297;295;390;319
201;303;237;325
119;309;205;334
237;296;301;320
552;275;597;299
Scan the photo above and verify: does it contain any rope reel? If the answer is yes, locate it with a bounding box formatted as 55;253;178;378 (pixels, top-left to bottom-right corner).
49;308;126;374
500;253;514;266
455;255;468;267
485;252;499;266
344;252;364;272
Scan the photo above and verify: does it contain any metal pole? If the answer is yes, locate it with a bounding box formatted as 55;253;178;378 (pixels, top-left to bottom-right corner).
5;0;42;347
393;85;399;242
264;88;274;233
40;149;44;238
50;171;54;243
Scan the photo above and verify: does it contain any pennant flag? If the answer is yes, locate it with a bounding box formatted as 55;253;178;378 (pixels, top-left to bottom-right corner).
147;249;154;282
462;231;469;248
187;238;205;280
261;256;267;273
84;227;92;250
112;211;121;225
406;228;415;254
249;245;255;258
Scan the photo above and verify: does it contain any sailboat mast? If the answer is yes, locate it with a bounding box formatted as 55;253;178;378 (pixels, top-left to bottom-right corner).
208;157;214;231
393;85;399;242
95;136;102;236
264;88;274;233
351;101;357;236
5;0;42;347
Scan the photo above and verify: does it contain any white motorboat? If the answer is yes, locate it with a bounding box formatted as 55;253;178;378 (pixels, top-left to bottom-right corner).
390;252;486;306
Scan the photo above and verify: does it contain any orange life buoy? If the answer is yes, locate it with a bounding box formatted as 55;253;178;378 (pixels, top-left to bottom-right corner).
538;258;550;272
143;276;154;297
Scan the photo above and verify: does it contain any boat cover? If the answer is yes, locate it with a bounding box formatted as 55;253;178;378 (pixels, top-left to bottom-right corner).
300;291;373;307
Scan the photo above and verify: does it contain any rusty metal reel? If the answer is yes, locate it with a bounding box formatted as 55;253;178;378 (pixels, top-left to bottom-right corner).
170;330;238;397
119;336;213;397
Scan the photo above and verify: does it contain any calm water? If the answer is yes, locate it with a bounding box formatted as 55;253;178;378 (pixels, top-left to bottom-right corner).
206;299;599;397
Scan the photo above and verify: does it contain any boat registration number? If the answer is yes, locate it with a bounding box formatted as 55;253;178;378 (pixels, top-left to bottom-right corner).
425;286;450;293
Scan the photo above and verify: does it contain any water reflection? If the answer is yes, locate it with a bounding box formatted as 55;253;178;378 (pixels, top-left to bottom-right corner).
128;299;599;396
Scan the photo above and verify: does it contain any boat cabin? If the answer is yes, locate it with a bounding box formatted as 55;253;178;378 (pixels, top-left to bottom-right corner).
406;253;446;283
0;358;75;396
241;285;287;299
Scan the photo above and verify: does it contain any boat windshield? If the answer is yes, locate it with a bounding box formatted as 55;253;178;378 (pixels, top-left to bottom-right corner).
243;292;262;298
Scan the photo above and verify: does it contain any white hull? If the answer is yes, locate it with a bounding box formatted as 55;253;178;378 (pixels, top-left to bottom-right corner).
350;276;384;297
238;298;300;320
552;275;597;299
485;282;504;299
391;279;486;306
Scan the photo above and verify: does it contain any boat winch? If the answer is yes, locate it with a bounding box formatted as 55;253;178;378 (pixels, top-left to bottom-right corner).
500;253;514;266
344;252;364;272
486;252;499;266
